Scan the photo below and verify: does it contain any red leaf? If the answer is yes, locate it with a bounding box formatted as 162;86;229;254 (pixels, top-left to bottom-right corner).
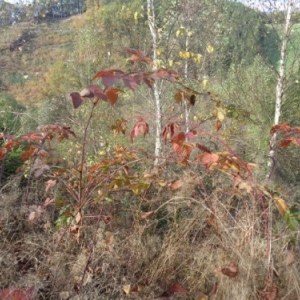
0;150;6;160
45;179;57;193
122;75;138;91
4;140;20;151
70;92;84;109
278;138;293;148
130;119;149;142
92;69;124;81
196;143;211;153
37;124;75;140
92;70;112;80
21;146;36;161
278;137;300;148
126;48;153;64
169;180;183;191
3;134;15;141
159;290;173;298
106;90;118;106
185;130;197;141
216;120;222;131
159;283;187;299
152;68;169;79
174;91;183;103
32;159;50;177
292;138;300;146
153;68;179;82
201;153;219;168
270;123;291;135
22;133;43;141
105;87;123;106
102;75;118;87
140;210;155;219
171;133;193;161
189;94;196;105
142;75;155;88
221;263;239;278
168;283;188;293
171;132;185;147
162;123;180;144
84;85;107;102
0;287;37;300
180;143;193;160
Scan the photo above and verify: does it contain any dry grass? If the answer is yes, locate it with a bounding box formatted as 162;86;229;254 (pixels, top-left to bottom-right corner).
0;172;299;300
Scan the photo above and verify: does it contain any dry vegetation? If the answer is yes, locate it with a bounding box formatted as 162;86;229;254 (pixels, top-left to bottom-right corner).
1;13;300;300
1;165;300;299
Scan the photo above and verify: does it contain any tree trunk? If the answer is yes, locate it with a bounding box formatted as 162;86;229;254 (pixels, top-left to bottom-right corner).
267;0;294;179
147;0;162;166
184;33;190;133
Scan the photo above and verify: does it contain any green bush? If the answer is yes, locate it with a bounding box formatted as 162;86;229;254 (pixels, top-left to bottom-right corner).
0;92;25;133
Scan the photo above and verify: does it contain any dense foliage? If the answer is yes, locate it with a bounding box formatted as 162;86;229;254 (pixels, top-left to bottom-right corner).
1;1;300;299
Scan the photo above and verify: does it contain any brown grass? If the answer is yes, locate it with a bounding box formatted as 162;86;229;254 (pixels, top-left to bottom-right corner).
0;170;299;300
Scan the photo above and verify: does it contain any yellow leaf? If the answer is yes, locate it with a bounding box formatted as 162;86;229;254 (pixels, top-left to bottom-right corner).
193;53;202;64
273;196;288;216
179;51;193;59
230;161;240;172
203;79;208;88
158;180;168;187
75;211;82;224
168;59;174;67
187;31;193;37
156;48;162;56
207;44;214;53
123;284;131;295
134;11;138;23
195;292;209;300
153;59;162;67
238;181;252;193
176;27;185;37
216;107;226;121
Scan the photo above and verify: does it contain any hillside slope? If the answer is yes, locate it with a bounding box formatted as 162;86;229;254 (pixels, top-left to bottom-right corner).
0;16;80;106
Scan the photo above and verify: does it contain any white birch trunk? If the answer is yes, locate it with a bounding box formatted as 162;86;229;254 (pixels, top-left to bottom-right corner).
267;0;294;178
147;0;162;166
184;33;190;133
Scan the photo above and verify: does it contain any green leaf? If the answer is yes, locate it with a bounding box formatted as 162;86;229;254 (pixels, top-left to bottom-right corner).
130;182;150;195
285;210;300;231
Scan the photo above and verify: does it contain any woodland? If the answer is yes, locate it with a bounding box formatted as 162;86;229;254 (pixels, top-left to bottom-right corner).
1;0;300;299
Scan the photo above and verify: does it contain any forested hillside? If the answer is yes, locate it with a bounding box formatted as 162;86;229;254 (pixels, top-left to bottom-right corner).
1;0;300;299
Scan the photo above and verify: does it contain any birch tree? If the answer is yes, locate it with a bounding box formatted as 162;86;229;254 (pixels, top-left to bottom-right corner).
267;0;296;178
147;0;162;165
